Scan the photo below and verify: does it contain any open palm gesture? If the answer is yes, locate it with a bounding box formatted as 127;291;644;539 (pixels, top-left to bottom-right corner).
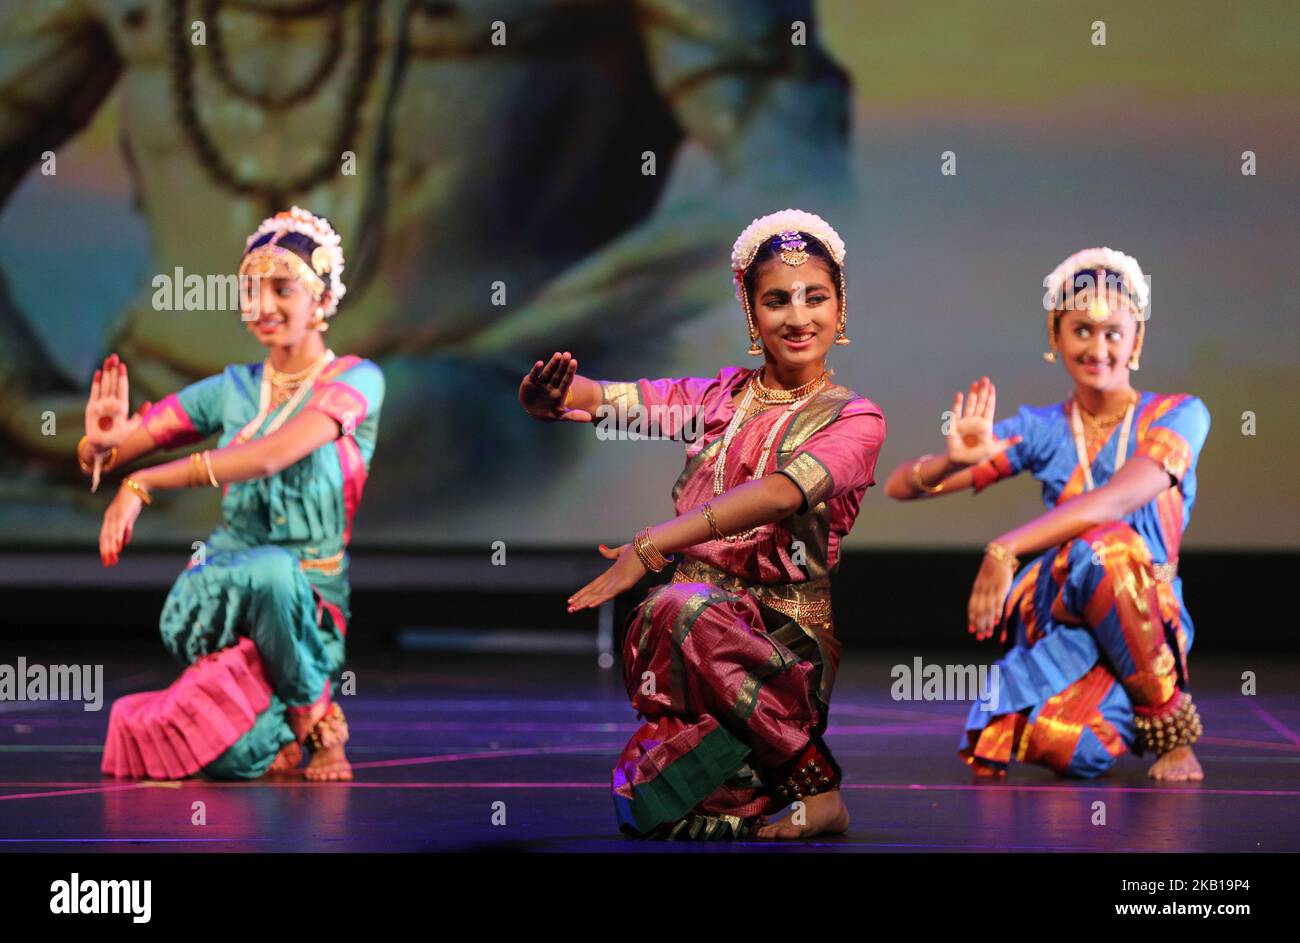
946;377;1020;466
519;351;591;422
85;354;142;451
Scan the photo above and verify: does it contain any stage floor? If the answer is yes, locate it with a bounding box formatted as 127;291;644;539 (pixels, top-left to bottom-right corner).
2;649;1297;852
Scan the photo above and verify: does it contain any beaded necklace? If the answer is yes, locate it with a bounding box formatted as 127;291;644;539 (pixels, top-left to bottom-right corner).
1070;390;1137;491
712;370;828;541
233;349;335;445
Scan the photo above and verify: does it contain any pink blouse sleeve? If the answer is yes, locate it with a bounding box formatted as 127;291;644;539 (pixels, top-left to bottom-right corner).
596;367;739;440
776;399;888;510
305;360;383;437
140;372;225;449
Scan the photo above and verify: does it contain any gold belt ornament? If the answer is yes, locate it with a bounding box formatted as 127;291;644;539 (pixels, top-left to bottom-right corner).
299;550;345;576
671;557;832;626
754;594;833;626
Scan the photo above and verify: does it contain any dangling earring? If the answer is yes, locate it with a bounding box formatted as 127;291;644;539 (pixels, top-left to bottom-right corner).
1127;321;1145;370
833;270;851;344
741;293;762;355
314;306;329;332
1042;309;1058;363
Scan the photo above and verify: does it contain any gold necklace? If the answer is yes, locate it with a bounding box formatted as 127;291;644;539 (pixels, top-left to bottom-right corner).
266;357;323;385
712;373;829;541
265;350;331;406
752;367;832;404
1070;392;1137;492
1075;391;1137;443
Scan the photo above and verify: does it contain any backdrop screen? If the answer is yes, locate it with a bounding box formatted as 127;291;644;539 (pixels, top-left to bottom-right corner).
1;1;1295;549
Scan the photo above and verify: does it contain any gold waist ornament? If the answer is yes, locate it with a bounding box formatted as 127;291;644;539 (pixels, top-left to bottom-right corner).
671;557;832;626
299;550;345;576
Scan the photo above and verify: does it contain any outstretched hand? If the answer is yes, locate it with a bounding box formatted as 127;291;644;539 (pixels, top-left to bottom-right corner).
85;354;144;451
519;351;592;422
567;542;646;613
100;484;144;567
967;553;1015;642
946;376;1021;466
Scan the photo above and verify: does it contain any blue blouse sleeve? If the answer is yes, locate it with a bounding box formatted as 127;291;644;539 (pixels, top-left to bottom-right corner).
1135;394;1210;485
971;404;1051;492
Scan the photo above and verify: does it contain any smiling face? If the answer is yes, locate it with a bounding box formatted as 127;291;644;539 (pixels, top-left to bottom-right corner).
1055;297;1141;393
239;260;325;349
747;257;839;370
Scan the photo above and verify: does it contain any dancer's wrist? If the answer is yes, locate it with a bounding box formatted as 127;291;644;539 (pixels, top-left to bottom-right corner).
984;540;1019;572
78;434;118;474
129;469;161;493
121;476;153;506
912;453;951;494
633;526;674;573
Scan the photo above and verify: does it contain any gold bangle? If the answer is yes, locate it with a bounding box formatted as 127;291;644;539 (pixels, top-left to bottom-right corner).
122;477;153;505
700;502;725;541
78;435;118;474
187;452;201;488
984;541;1019;572
633;527;672;573
76;435;93;473
202;449;220;487
911;455;945;494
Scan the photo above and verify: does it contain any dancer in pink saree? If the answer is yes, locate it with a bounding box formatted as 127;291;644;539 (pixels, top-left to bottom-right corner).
519;210;886;840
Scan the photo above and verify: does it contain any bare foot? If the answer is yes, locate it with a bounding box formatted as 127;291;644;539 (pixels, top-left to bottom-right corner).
264;741;302;776
304;744;352;782
755;789;850;840
1148;745;1204;781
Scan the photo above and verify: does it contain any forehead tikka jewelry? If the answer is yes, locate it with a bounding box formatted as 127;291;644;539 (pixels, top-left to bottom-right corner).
776;230;809;267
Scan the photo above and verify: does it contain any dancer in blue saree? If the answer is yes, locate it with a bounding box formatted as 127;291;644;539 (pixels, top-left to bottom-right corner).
886;248;1209;781
86;207;383;781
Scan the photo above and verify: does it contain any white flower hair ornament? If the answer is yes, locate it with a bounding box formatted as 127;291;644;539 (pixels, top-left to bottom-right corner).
240;206;347;317
730;209;850;354
1041;246;1149;368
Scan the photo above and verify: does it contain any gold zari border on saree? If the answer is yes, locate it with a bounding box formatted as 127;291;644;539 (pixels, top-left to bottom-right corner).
671;557;832;627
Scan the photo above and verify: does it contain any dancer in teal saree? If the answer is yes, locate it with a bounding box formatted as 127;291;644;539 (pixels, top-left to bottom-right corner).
89;207;383;781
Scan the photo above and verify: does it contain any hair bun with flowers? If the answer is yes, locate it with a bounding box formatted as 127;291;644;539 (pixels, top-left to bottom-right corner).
243;206;347;316
730;208;846;302
1043;246;1149;315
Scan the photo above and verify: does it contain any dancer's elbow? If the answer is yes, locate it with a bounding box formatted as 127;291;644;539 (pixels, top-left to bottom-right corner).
769;474;808;517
